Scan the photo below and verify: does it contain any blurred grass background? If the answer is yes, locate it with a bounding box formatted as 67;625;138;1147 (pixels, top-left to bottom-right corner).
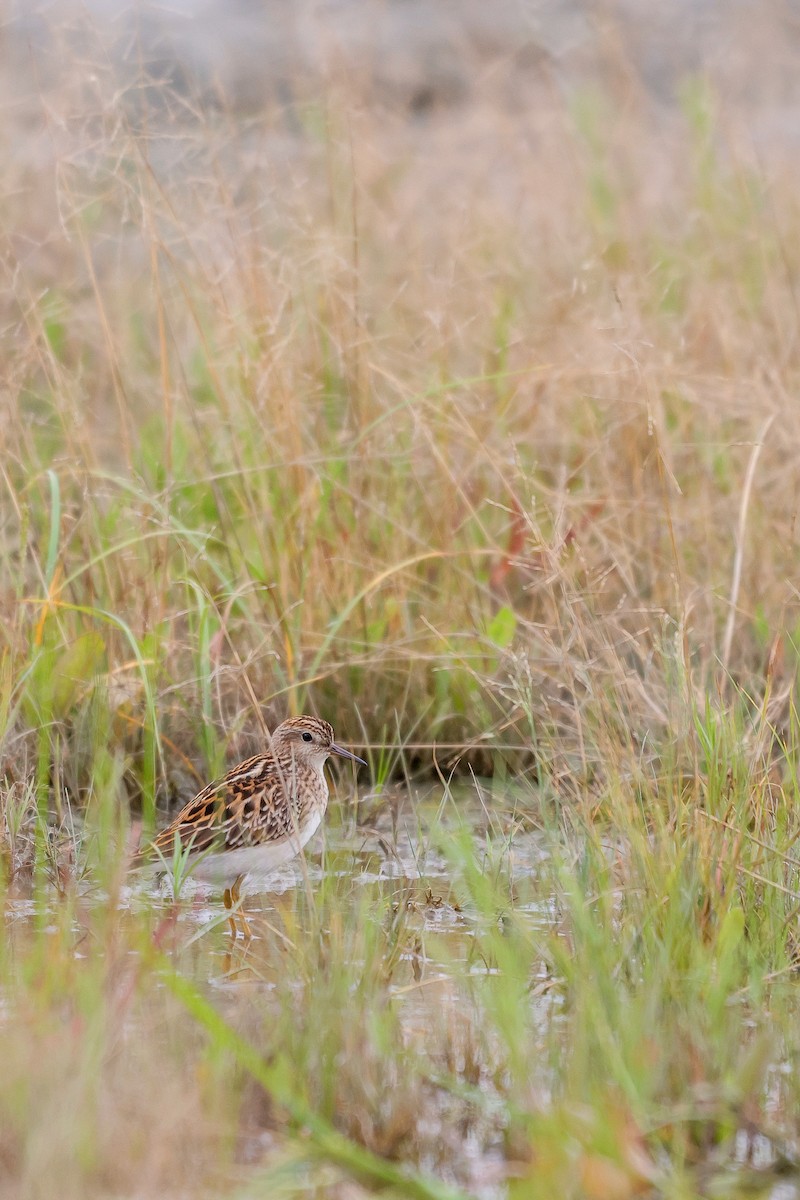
3;3;800;1196
5;16;800;815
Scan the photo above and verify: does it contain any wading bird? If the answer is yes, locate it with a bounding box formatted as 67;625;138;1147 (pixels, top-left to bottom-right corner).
135;715;366;935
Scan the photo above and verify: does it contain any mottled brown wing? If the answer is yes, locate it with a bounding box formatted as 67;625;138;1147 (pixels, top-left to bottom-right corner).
147;780;228;860
134;753;299;865
222;768;299;851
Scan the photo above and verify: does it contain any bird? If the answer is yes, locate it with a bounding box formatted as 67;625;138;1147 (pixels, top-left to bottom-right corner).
134;715;366;932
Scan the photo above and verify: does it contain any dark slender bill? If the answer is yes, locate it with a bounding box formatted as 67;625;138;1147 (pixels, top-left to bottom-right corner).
330;743;367;766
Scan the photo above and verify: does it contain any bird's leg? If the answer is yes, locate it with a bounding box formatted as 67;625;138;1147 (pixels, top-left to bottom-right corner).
230;873;253;942
223;882;238;939
223;874;252;942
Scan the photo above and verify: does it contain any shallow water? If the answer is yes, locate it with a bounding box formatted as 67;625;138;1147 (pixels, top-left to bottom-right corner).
4;786;800;1199
122;785;548;1197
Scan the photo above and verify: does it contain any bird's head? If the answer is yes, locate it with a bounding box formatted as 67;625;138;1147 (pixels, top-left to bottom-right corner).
271;716;367;771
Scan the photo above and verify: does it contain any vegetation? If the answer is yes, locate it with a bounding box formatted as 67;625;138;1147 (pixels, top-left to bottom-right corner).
2;34;800;1200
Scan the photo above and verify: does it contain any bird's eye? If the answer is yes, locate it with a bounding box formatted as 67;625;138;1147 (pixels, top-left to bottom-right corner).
302;731;313;742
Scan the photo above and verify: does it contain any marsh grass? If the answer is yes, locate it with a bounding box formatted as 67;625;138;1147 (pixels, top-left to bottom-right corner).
3;13;800;1198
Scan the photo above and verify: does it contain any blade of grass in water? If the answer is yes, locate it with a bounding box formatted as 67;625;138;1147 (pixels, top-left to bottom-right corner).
156;953;473;1200
44;468;61;588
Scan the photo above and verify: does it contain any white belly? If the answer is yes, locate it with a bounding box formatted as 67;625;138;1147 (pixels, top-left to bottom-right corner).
189;809;323;888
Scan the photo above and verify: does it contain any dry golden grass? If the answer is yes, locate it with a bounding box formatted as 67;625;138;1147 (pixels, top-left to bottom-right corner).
3;13;800;1197
4;64;800;809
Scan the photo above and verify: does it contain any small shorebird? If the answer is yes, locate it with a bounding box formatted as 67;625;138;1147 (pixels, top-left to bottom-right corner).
135;715;366;931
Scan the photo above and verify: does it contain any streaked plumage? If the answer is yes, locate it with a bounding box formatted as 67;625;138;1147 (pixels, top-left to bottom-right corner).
135;715;366;888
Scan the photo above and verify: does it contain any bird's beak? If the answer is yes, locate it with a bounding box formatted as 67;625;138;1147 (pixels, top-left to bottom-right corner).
330;743;367;767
